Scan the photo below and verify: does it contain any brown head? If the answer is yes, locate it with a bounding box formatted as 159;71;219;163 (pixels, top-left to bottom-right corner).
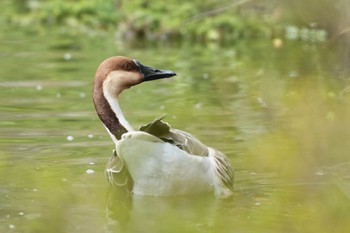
93;56;176;140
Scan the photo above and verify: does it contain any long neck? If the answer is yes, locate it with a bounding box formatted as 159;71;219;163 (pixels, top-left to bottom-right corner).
103;92;134;132
93;82;133;141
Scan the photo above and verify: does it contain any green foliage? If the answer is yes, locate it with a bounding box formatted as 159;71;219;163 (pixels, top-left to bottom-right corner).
1;0;119;33
0;0;276;41
1;0;343;44
117;0;276;43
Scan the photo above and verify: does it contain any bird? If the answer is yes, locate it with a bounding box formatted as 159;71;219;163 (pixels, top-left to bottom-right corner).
93;56;234;197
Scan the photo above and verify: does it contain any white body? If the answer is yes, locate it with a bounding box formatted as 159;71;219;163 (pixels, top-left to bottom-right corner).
116;131;216;196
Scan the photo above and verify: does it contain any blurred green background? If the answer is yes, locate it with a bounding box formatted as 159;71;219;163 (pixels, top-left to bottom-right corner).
1;0;350;233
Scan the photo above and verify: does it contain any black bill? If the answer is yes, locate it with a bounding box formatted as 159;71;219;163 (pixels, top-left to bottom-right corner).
134;60;176;82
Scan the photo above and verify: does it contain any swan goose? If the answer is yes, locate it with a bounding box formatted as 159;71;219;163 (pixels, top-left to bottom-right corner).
93;56;234;197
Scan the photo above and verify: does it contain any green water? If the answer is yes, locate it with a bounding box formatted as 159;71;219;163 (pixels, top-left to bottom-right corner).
1;28;350;233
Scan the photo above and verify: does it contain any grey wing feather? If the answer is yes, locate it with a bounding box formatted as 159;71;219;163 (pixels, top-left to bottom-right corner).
168;129;209;156
105;150;133;190
211;148;234;190
139;117;209;156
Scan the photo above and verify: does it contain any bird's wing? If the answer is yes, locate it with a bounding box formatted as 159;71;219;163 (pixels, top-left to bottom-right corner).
139;116;234;192
105;150;133;190
139;116;209;156
210;148;234;191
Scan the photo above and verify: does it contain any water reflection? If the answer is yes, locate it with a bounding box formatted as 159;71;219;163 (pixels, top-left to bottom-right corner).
106;187;232;233
106;186;132;232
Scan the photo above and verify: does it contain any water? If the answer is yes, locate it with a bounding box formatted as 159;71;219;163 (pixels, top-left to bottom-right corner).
1;27;350;233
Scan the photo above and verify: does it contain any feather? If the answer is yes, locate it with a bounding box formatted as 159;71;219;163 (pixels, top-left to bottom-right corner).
139;116;209;156
105;150;133;190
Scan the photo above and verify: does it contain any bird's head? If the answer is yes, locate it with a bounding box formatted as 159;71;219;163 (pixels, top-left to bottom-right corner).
94;56;176;97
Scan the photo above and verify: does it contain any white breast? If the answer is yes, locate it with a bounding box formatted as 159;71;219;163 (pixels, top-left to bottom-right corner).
116;131;215;196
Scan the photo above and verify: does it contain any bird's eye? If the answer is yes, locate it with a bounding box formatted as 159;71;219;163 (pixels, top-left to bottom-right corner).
123;62;132;71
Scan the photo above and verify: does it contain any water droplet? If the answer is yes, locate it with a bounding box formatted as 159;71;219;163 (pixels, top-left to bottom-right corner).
87;134;94;139
289;70;299;78
8;224;15;229
203;73;209;79
195;102;202;109
64;53;72;61
315;170;325;176
86;169;95;174
66;135;74;141
36;85;42;91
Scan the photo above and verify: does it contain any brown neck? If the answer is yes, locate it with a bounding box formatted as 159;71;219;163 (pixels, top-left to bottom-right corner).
93;80;127;140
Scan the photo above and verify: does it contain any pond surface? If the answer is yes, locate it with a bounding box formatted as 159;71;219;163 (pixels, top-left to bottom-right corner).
1;27;350;233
